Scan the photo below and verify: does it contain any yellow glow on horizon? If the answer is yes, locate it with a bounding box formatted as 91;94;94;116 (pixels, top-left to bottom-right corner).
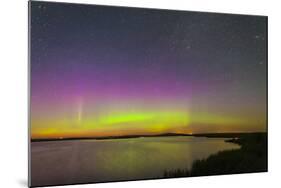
31;109;265;139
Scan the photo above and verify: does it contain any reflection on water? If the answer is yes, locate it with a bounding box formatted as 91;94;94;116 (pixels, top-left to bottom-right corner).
31;136;240;186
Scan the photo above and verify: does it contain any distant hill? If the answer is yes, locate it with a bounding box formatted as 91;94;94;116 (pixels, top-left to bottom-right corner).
31;132;266;142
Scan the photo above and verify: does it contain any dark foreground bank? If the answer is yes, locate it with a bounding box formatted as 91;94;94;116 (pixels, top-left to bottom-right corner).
164;132;267;178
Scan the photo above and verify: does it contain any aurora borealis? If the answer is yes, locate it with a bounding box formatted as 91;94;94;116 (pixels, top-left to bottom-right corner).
30;1;267;139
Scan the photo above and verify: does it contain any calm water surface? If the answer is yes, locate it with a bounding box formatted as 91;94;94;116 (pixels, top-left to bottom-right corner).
31;136;240;186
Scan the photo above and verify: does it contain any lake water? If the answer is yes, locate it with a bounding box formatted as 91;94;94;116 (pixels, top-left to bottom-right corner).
31;136;240;186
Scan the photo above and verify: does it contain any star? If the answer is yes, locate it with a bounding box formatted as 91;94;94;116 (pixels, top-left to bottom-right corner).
185;45;192;50
254;35;261;39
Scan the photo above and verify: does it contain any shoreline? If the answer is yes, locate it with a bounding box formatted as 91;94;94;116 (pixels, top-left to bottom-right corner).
163;132;267;178
31;132;266;142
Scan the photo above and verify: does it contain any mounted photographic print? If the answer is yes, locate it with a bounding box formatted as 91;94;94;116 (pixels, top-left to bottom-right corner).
29;1;268;187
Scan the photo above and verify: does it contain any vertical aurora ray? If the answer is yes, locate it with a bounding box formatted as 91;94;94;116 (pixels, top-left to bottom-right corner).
77;98;83;124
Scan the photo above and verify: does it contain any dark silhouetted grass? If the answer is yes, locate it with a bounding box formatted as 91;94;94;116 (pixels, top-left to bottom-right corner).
164;133;267;178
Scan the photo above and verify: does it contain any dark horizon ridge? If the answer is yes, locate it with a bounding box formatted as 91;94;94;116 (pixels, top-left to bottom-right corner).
31;132;267;142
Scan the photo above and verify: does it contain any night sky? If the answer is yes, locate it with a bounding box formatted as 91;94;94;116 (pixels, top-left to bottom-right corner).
30;1;267;139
